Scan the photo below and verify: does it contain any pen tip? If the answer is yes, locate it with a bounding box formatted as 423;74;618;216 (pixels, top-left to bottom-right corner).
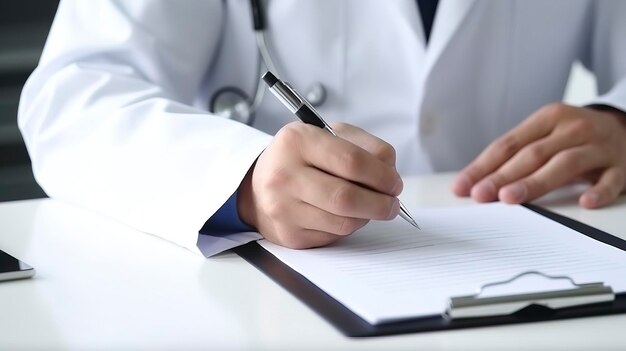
404;215;420;229
405;215;420;229
412;220;421;230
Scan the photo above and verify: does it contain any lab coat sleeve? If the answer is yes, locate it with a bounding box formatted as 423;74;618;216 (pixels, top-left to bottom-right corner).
581;1;626;112
18;0;271;256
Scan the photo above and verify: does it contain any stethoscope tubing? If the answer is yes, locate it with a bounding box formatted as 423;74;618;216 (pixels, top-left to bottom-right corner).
210;0;326;125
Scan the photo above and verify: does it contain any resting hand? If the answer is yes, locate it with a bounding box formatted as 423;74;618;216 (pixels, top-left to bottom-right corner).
452;103;626;208
237;122;402;249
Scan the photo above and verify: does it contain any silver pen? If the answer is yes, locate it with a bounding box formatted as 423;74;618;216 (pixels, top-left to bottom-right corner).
262;71;420;229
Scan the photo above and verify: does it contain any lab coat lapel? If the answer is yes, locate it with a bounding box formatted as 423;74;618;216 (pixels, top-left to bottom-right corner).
422;0;477;74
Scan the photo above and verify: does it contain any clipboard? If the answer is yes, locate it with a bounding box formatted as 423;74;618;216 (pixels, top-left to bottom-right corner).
232;204;626;337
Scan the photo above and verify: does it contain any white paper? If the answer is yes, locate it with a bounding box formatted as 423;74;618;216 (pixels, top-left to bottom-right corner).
259;203;626;325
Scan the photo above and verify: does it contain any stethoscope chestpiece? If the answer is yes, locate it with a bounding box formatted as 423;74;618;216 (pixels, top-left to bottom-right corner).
210;86;253;125
304;82;327;108
208;0;329;125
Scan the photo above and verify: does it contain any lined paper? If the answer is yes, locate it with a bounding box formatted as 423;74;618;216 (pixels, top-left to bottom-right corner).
259;203;626;324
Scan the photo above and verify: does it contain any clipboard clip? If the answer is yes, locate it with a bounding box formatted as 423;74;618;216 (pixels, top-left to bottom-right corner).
446;270;615;320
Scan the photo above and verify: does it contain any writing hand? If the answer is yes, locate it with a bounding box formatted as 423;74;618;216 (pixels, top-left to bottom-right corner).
452;103;626;208
238;122;402;249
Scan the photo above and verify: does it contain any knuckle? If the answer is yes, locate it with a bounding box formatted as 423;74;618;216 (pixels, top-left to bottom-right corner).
555;150;582;173
275;122;304;147
339;148;364;175
493;135;520;158
330;184;356;213
524;145;548;168
264;167;292;191
566;118;594;140
374;141;397;165
540;102;570;120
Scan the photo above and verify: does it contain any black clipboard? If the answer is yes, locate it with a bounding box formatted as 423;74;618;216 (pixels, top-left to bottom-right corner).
232;204;626;337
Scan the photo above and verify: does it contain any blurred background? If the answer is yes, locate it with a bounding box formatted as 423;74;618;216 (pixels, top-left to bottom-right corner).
0;0;598;203
1;1;58;202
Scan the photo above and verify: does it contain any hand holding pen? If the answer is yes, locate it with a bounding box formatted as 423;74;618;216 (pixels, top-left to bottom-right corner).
235;72;418;250
263;72;419;229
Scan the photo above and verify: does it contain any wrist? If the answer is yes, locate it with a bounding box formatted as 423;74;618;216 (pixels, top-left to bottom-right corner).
586;104;626;122
237;162;258;229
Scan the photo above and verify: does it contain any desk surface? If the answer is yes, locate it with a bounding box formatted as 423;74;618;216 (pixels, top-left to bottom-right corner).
1;173;626;350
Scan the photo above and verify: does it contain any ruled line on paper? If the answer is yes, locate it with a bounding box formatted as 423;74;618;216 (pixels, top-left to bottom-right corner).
259;203;626;324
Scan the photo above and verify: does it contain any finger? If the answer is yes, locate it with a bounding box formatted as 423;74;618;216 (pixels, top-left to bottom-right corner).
331;122;397;166
294;201;369;236
270;227;342;250
294;125;402;196
469;132;585;202
498;145;608;203
453;104;566;196
297;166;400;220
579;167;626;209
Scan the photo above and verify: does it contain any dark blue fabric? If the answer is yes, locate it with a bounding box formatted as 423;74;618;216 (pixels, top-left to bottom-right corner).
417;0;439;43
201;190;252;234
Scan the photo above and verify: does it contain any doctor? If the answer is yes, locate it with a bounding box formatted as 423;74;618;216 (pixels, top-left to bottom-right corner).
18;0;626;256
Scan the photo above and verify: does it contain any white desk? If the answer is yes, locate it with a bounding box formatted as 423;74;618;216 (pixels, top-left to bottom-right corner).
1;173;625;350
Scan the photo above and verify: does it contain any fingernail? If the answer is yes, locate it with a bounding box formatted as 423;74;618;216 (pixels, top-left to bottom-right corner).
388;200;400;220
453;174;472;195
471;180;496;201
501;183;527;203
392;179;404;196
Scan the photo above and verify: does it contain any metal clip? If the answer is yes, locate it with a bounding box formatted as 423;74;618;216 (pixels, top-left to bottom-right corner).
446;271;614;319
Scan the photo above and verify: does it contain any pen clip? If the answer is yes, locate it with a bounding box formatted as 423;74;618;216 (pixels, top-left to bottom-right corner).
284;82;337;136
282;82;303;104
268;80;303;113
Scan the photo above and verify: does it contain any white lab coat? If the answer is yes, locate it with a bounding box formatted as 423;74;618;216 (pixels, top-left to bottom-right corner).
18;0;626;256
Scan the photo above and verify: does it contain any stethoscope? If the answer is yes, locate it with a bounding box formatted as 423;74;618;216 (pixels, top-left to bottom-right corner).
209;0;327;125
